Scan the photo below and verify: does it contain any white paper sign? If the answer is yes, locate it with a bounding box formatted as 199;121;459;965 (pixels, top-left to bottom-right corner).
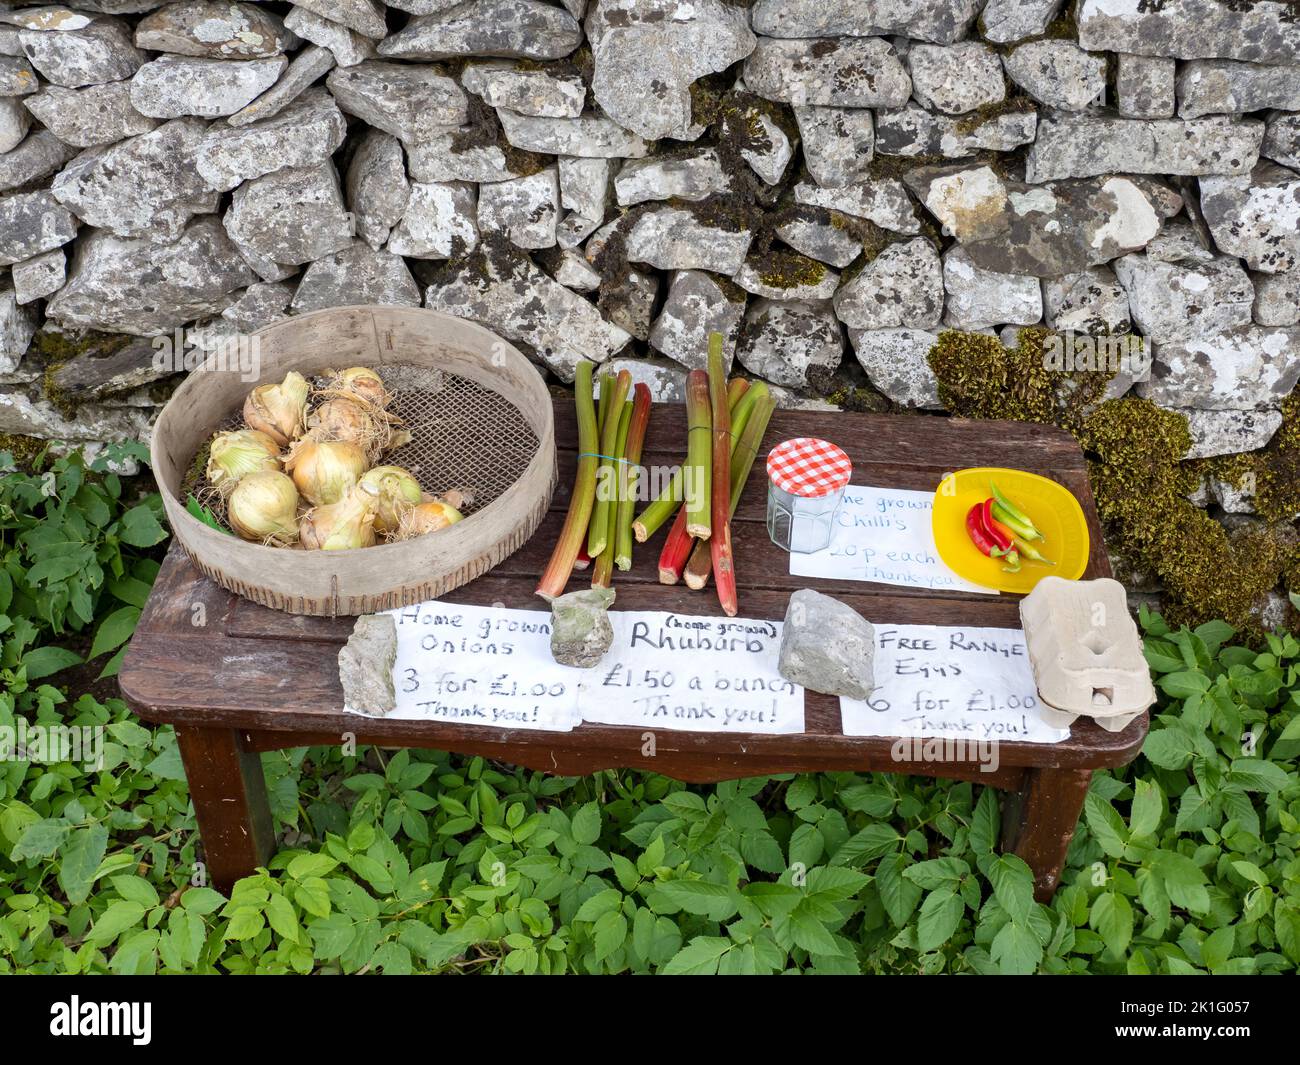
357;603;805;736
840;623;1068;744
579;612;805;735
790;486;994;595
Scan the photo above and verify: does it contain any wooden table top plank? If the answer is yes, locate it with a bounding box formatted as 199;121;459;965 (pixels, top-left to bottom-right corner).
122;398;1145;776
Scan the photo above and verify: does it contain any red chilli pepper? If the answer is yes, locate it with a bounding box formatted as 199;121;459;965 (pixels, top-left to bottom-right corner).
982;499;1015;553
966;503;1007;558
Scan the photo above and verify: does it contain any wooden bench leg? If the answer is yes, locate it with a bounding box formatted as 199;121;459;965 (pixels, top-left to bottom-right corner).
1001;767;1092;902
176;726;275;895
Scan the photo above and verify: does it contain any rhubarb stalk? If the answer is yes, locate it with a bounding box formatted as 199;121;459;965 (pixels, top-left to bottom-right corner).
592;399;632;588
614;384;652;571
536;361;599;600
683;392;777;606
587;369;631;558
705;333;733;611
684;369;713;538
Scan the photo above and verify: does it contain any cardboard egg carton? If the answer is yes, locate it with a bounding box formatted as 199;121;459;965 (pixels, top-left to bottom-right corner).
1019;576;1155;733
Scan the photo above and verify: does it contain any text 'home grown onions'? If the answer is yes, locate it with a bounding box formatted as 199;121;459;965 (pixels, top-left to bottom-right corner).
359;465;422;535
243;371;309;447
299;482;381;551
284;438;368;506
227;470;299;544
206;429;281;496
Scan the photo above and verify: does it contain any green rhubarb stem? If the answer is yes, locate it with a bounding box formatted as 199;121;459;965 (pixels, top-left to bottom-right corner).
615;384;652;571
684;368;712;540
587;369;631;557
705;333;733;609
536;362;599;600
592;398;632;588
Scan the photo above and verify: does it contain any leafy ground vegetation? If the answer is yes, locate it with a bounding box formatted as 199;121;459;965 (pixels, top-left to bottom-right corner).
0;444;1298;974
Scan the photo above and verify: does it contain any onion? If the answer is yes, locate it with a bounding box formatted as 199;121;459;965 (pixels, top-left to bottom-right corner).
396;499;464;540
308;397;392;462
244;371;309;447
284;438;368;506
299;483;380;551
329;366;389;409
206;429;281;496
227;470;299;544
359;465;422;535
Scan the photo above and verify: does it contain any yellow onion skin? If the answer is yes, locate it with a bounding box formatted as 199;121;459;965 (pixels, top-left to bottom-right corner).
360;465;422;534
299;484;379;551
227;470;299;544
244;371;309;446
400;499;464;539
335;366;388;408
284;438;368;506
310;398;376;446
207;429;281;492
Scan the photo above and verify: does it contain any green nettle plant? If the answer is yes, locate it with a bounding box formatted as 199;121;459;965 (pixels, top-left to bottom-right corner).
0;446;1297;974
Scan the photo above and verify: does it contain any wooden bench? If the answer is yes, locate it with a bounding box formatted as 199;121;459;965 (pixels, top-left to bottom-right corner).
120;400;1147;901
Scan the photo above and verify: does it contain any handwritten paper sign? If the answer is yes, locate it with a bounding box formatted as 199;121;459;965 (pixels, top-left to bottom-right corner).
360;603;805;736
790;486;993;594
840;623;1068;744
579;612;804;735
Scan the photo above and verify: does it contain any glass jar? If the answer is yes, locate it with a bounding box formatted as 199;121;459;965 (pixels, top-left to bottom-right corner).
765;438;852;554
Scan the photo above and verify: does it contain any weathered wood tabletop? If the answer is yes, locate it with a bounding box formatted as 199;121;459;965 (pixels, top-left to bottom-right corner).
121;399;1147;898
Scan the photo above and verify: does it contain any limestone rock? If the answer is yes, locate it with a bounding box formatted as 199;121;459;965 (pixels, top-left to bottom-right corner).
905;163;1009;243
0;130;78;192
736;298;842;389
587;0;755;141
555;210;601;249
12;247;66;304
597;355;686;403
19;18;143;87
387;181;478;259
478;168;558;250
292;241;422;314
404;127;537;184
1138;327;1300;411
47;217;256;334
226;43;335;127
774;207;863;269
462;61;584;119
45;335;171;402
0;56;38;95
1178;60;1300;119
195;88;347;192
737;106;795;186
1113;248;1254;343
613;149;730;207
1003;39;1107;112
0;190;77;266
1117;53;1175;119
130;54;286;118
793;106;874;188
326;61;468;142
598;268;658;341
134;2;292;58
980;0;1064;44
1;285;37;373
288;0;387;40
557;156;609;220
1262;111;1300;169
1077;0;1300;65
751;0;982;47
424;242;631;380
339;614;397;716
943;246;1042;329
224;162;355;268
874;104;1037;158
778;589;875;700
1181;408;1283;459
1042;267;1132;336
793;178;919;234
733;252;838;302
744;37;911;108
907;42;1006;115
220;280;294;331
0;389;153;445
282;7;375;67
379;0;582;61
1252;270;1300;327
21;81;157;146
550;587;615;669
847;327;942;409
52;118;218;241
622;206;752;274
549;247;600;292
0;97;29;153
648;269;746;371
346;128;409;249
497;108;649;158
833;237;943;330
1199;163;1300;274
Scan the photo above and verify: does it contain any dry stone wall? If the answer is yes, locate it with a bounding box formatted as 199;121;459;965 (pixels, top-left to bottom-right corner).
0;0;1298;504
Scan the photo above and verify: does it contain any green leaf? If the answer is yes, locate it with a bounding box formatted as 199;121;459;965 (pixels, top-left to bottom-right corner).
991;919;1043;975
662;936;731;976
88;605;140;661
21;645;82;681
1128;779;1163;839
58;824;108;906
987;855;1034;924
655;880;738;922
1142;727;1198;770
87;900;147;946
916;888;964;953
902;857;969;891
1090;892;1134;957
11;818;70;861
1158;670;1210;698
574;888;622;923
591;911;627;962
876;852;921;929
118;504;167;547
1084;792;1129;858
571;802;601;846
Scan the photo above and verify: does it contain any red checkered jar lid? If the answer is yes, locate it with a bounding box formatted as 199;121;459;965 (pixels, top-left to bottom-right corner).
766;437;853;498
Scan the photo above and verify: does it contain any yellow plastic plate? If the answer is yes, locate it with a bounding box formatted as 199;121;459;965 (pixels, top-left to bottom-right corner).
932;467;1089;593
